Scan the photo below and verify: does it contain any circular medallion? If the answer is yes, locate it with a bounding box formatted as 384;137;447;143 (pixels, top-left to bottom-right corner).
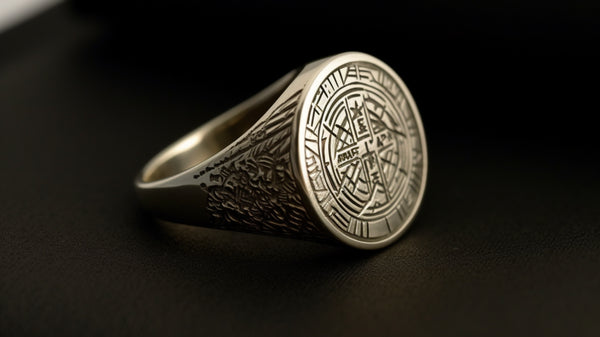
297;55;427;248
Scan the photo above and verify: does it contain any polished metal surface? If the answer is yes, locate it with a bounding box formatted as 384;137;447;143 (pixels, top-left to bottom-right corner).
135;52;428;249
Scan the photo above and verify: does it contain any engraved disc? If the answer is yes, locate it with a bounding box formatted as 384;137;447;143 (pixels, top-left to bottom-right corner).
297;53;427;249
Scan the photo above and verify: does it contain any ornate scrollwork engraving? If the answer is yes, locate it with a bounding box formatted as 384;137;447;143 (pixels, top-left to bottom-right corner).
197;91;330;240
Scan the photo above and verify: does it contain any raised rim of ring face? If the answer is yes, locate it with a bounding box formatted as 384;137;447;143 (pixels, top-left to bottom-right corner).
293;52;428;249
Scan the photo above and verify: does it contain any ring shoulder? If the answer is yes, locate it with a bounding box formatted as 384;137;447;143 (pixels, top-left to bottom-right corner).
191;90;331;241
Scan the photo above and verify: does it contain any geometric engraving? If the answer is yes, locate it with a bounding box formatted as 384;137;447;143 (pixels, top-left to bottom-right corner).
304;62;425;240
196;91;331;241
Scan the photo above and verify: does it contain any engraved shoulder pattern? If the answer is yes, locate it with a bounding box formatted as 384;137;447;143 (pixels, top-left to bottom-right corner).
196;91;330;240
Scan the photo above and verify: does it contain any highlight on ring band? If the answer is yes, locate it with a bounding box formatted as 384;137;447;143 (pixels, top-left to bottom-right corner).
135;52;427;249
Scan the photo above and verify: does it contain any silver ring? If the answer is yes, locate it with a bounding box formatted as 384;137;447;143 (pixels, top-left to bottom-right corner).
135;52;428;249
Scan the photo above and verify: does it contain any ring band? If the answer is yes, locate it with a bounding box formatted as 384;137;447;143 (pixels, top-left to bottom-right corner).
135;52;428;249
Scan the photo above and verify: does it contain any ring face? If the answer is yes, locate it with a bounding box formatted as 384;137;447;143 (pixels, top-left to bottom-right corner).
297;54;427;248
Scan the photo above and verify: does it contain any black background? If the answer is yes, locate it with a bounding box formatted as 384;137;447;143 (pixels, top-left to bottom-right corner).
1;1;599;336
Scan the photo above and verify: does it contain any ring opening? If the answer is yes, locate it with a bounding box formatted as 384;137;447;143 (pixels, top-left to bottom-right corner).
140;71;297;183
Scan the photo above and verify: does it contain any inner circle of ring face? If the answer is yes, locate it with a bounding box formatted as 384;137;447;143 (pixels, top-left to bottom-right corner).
300;59;426;244
321;85;409;221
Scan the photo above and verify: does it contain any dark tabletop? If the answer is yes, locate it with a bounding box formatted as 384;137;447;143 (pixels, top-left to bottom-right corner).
1;2;600;336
